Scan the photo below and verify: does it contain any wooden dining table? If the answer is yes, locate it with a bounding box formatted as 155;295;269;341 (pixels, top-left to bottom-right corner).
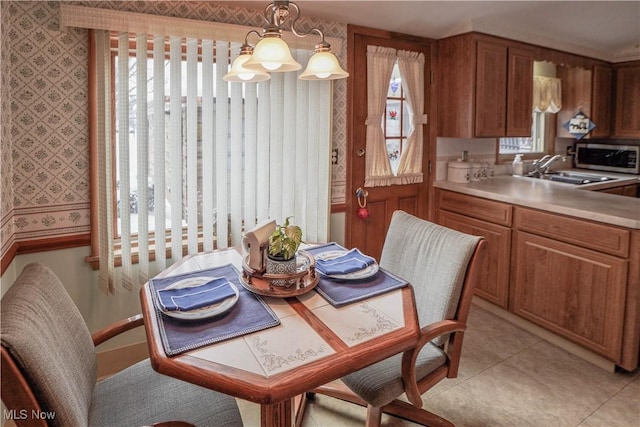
140;246;420;427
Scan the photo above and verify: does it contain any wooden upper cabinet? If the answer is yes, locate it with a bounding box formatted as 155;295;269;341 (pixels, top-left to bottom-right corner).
557;64;613;139
590;64;613;138
556;66;592;139
475;40;508;137
613;61;640;138
438;33;533;138
506;46;535;136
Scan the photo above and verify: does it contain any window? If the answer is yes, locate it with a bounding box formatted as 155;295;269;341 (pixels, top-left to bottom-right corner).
384;63;411;175
89;30;333;291
498;111;551;154
364;46;425;187
498;65;561;162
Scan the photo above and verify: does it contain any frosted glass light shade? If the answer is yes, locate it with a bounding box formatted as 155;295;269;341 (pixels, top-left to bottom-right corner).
224;54;271;82
243;37;301;72
299;51;349;80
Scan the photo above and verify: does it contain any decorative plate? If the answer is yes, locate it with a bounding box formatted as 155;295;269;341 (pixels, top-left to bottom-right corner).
160;276;240;321
314;250;379;281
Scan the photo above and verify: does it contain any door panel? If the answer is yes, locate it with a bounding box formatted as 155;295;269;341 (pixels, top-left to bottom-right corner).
398;196;418;216
345;26;433;260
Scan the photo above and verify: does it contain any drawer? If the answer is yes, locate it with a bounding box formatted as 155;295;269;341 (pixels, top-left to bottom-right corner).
436;190;512;226
515;208;630;258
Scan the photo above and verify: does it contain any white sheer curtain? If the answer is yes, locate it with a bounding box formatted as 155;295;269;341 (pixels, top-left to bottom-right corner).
364;46;426;187
395;50;425;184
79;14;332;292
533;76;562;113
364;46;397;187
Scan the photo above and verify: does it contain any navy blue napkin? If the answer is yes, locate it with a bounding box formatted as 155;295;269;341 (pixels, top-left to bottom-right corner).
315;248;376;275
306;243;408;307
157;277;236;312
149;264;280;356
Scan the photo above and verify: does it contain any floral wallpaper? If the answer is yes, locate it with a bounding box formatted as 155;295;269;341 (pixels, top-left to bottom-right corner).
0;1;348;262
1;1;15;258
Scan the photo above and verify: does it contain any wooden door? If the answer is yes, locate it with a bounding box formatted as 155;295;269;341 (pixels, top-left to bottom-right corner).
345;26;433;260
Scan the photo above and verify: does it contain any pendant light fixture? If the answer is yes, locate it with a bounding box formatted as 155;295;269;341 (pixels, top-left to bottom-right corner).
224;1;348;82
223;34;272;82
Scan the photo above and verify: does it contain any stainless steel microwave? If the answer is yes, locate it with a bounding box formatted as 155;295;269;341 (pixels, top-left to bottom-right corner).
574;142;639;174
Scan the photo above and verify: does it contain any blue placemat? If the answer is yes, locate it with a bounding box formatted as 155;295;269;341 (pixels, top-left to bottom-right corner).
305;243;408;307
149;264;280;356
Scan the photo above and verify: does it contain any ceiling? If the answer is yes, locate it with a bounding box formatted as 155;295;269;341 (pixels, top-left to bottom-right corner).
218;1;640;62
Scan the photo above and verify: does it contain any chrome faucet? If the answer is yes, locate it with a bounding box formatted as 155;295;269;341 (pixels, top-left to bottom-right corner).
530;155;552;176
539;155;566;174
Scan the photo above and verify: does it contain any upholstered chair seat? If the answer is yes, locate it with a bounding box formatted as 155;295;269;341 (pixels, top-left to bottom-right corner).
309;210;486;426
1;263;243;427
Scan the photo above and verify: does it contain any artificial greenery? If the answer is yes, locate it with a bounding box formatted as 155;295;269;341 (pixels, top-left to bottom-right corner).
268;217;302;261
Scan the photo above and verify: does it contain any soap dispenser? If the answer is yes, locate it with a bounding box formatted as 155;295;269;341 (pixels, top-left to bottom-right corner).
512;154;524;176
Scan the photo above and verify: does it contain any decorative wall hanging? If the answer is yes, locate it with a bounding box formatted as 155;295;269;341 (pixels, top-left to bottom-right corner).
563;109;596;140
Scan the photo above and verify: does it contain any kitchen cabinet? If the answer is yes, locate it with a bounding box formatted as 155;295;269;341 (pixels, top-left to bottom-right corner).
436;190;512;308
512;208;629;361
435;189;640;370
556;64;613;139
598;183;640;197
590;64;613;137
613;61;640;138
438;34;534;138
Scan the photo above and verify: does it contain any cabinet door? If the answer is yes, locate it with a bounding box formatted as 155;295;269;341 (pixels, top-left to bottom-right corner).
475;41;508;137
557;66;593;138
511;231;628;361
590;64;612;138
439;211;511;308
614;63;640;138
506;46;534;136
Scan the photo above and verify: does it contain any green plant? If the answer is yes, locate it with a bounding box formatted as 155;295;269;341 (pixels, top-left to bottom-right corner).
268;217;302;261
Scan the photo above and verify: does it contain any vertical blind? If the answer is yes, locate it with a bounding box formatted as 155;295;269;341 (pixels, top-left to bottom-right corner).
92;28;332;292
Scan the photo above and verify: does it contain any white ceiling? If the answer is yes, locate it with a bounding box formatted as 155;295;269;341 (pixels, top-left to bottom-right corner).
218;1;640;62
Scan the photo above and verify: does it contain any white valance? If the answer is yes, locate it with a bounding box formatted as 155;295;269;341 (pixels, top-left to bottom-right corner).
533;76;562;113
59;4;342;55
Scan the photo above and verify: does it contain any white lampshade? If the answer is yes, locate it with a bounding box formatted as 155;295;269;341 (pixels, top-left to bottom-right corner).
299;51;349;80
243;36;301;72
224;54;271;83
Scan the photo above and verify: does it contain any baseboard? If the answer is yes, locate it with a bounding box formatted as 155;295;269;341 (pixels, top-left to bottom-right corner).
96;341;149;379
472;297;616;372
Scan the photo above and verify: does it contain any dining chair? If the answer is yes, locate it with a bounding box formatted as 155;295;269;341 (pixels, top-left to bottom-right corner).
309;210;486;427
1;263;243;427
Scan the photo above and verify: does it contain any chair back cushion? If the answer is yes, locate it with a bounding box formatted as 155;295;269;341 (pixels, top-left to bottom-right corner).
380;211;481;330
1;263;97;426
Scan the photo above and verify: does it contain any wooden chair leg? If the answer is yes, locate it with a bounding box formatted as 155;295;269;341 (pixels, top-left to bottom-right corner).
294;393;310;427
311;380;454;427
365;405;382;427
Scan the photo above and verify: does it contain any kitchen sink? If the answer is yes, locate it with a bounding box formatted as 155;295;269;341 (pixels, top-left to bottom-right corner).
524;171;618;185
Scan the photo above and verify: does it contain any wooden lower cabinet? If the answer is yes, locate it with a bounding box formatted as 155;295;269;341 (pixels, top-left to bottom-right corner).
598;183;640;198
511;231;628;361
436;189;639;370
440;211;511;308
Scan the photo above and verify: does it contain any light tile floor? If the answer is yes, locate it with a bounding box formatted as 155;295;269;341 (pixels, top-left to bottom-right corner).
237;304;640;426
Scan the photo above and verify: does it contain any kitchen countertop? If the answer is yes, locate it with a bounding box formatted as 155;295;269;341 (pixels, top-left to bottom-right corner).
434;171;640;229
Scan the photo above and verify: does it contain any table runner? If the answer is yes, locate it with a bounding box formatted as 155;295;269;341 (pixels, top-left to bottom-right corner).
306;243;408;307
149;264;280;356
